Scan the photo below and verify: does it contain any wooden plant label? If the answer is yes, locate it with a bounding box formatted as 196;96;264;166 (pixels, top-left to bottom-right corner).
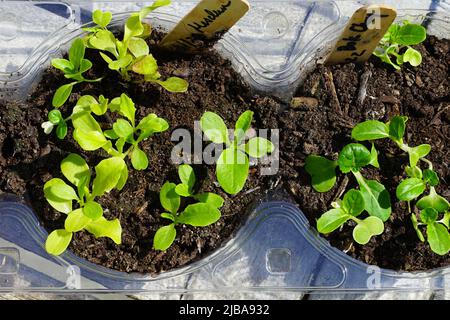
326;5;397;65
160;0;250;51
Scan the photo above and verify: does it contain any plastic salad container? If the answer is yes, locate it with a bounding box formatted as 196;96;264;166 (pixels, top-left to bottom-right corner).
0;0;449;299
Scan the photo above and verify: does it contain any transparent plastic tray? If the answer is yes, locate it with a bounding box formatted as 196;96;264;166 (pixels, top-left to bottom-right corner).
0;0;449;298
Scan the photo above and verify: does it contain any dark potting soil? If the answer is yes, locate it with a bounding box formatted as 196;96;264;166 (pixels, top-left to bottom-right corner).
277;35;450;271
0;31;281;274
0;30;448;272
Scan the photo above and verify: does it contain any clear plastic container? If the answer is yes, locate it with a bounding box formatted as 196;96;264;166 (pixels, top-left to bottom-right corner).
0;0;449;298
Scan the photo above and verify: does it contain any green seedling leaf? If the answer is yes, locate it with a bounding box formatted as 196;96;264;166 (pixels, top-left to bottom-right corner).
217;148;249;195
178;164;195;191
389;116;407;140
317;208;349;234
394;24;427;46
83;201;103;220
153;223;176;251
160;182;180;214
442;212;450;229
175;184;191;197
85;217;122;244
93;10;112;28
51;58;74;73
200;111;230;145
113;119;134;138
61;153;90;187
139;0;171;20
403;47;422;67
194;193;225;208
132;54;158;75
161;213;175;222
405;165;422;179
417;189;450;213
48;109;63;125
423;169;439;187
56;121;68;140
396;178;426;201
109;55;133;70
342;189;365;216
73;129;108;151
369;143;380;168
116;165;129;191
353;216;384;245
117;93;136;125
79;59;93;73
45;229;73;256
243;137;274;158
427;223;450;255
104;129;119;140
234;110;253;144
124;14;144;42
305;155;337;192
47;180;78;201
355;174;392;222
69;38;85;70
409;144;431;167
44;179;73;214
65;208;91;232
89;30;117;54
338;143;371;173
52;82;77;107
128;37;149;58
420;207;438;224
351;120;390;141
176;203;221;227
100;52;113;64
131;146;149;170
152;77;189;93
91;96;109;116
92;157;126;197
411;213;425;242
137;114;169;136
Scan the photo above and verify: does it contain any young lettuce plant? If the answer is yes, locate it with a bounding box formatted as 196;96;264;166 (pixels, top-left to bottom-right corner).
51;38;102;107
352;116;450;254
52;93;168;173
44;153;123;255
83;0;188;92
306;143;390;244
374;21;427;70
200;110;275;195
317;189;384;244
153;166;224;251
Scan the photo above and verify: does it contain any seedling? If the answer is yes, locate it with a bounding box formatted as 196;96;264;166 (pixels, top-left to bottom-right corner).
200;110;275;194
153;166;224;251
83;0;188;92
44;153;124;255
43;93;168;173
374;21;427;69
352;116;450;254
51;38;102;107
306;142;389;243
317;189;384;244
173;164;225;208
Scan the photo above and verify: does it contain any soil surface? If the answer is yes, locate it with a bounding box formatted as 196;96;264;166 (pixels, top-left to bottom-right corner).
0;31;281;274
278;35;450;271
0;30;448;272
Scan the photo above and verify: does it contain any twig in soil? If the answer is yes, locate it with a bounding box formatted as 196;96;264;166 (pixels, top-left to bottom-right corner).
357;70;372;106
334;176;349;201
343;242;353;254
241;186;261;196
430;104;450;125
323;71;343;114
